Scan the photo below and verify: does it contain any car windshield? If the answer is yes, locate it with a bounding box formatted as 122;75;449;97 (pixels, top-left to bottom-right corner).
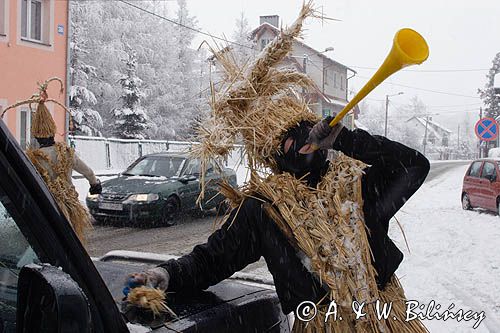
124;156;185;178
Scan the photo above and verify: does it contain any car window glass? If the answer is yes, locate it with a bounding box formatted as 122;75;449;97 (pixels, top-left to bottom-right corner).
184;159;201;176
0;197;39;333
468;162;482;177
127;157;185;177
481;162;496;179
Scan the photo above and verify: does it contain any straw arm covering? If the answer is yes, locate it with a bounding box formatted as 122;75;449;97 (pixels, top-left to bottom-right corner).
158;128;430;314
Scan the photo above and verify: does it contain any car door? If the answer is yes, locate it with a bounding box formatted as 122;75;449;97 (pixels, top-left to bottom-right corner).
464;161;483;207
479;161;498;211
0;121;128;332
179;158;202;209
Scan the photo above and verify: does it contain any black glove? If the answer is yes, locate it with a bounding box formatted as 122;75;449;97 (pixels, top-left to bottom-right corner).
306;115;344;150
89;180;102;195
124;267;170;297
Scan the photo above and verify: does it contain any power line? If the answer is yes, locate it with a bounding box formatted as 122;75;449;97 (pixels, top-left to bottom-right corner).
356;75;480;99
350;66;490;73
116;0;255;50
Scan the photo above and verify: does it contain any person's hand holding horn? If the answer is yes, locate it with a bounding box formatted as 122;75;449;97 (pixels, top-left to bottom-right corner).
299;116;344;154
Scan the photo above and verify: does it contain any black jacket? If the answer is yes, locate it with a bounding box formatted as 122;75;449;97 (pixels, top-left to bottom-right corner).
159;128;430;314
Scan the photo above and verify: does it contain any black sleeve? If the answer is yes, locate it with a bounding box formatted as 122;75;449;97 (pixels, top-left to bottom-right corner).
332;127;430;232
158;199;262;292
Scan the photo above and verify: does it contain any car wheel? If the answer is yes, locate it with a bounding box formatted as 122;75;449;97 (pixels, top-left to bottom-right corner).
161;196;179;226
462;193;472;210
497;200;500;217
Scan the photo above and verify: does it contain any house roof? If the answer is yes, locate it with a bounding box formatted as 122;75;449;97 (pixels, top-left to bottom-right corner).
407;116;453;137
249;22;356;74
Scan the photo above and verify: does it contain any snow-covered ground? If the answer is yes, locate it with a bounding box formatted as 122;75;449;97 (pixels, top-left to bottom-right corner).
390;164;500;332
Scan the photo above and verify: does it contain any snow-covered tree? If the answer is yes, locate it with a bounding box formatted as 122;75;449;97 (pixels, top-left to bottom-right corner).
113;44;150;139
479;52;500;120
70;0;210;140
69;1;102;136
231;12;256;69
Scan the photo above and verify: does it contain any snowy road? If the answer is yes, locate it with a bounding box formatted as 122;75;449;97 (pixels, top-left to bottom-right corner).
81;161;500;332
391;163;500;332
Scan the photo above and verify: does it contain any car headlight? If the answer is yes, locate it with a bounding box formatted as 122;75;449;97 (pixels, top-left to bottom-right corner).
87;193;100;201
126;194;160;202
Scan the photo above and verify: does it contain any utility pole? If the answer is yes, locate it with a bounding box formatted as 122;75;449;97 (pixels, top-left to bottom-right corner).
479;107;483;158
384;95;389;137
423;115;429;157
457;124;460;157
302;54;307;94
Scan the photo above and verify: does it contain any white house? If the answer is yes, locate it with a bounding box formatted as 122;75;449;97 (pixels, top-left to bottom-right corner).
250;16;357;125
407;116;452;147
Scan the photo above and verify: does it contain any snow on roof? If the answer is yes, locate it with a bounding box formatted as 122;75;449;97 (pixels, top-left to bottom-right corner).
249;22;355;73
409;116;453;136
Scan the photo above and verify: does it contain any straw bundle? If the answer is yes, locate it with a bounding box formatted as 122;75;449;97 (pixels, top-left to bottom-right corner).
31;102;56;138
27;143;92;243
255;154;428;332
126;286;176;318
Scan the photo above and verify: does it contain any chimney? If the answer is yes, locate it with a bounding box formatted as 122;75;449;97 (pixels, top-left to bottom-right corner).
260;15;279;28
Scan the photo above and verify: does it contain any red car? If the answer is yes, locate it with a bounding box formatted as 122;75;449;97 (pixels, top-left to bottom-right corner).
462;159;500;214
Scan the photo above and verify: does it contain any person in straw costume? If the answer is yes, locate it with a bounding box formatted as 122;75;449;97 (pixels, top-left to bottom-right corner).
126;3;430;332
1;78;101;243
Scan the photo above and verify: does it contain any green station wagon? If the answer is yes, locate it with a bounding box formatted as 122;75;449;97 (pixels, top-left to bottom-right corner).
86;152;237;226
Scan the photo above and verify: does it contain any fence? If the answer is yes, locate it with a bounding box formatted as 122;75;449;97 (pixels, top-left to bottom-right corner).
68;136;246;172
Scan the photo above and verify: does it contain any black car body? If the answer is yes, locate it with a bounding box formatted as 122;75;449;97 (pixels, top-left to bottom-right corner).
0;121;290;332
86;153;237;226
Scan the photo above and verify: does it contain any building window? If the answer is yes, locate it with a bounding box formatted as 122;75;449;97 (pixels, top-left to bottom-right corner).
340;75;345;90
323;68;329;86
20;0;49;43
333;73;337;88
19;108;31;149
0;0;6;36
260;39;271;51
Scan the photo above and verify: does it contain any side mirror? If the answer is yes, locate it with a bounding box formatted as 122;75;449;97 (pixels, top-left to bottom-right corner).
17;264;92;333
488;174;497;182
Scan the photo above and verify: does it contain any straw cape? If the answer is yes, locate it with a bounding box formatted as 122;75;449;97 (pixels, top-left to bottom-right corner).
1;78;92;243
193;2;428;332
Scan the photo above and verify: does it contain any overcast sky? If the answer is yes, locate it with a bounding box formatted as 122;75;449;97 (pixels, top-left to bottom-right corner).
181;0;499;137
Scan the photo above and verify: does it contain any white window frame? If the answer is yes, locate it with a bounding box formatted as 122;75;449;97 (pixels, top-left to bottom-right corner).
340;75;345;91
333;72;337;88
21;0;43;42
323;68;329;86
17;0;53;50
0;99;7;124
17;107;32;149
0;0;8;41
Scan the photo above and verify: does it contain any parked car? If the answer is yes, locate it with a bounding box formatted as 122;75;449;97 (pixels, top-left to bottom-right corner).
462;158;500;214
86;152;237;226
0;121;289;332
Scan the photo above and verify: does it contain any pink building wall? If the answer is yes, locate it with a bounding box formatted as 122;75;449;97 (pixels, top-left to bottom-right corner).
0;0;68;144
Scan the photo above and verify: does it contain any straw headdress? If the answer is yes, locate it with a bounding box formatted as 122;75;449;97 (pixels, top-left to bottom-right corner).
31;102;56;138
193;1;321;183
1;77;65;139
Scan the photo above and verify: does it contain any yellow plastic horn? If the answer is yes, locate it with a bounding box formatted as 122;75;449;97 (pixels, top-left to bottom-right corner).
330;28;429;128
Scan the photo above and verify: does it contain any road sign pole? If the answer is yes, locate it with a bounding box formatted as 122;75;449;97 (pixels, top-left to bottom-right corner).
479;108;482;158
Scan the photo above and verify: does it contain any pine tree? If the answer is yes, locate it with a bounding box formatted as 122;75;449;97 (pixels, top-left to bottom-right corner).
69;1;102;136
113;44;150;140
479;52;500;119
231;12;256;69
